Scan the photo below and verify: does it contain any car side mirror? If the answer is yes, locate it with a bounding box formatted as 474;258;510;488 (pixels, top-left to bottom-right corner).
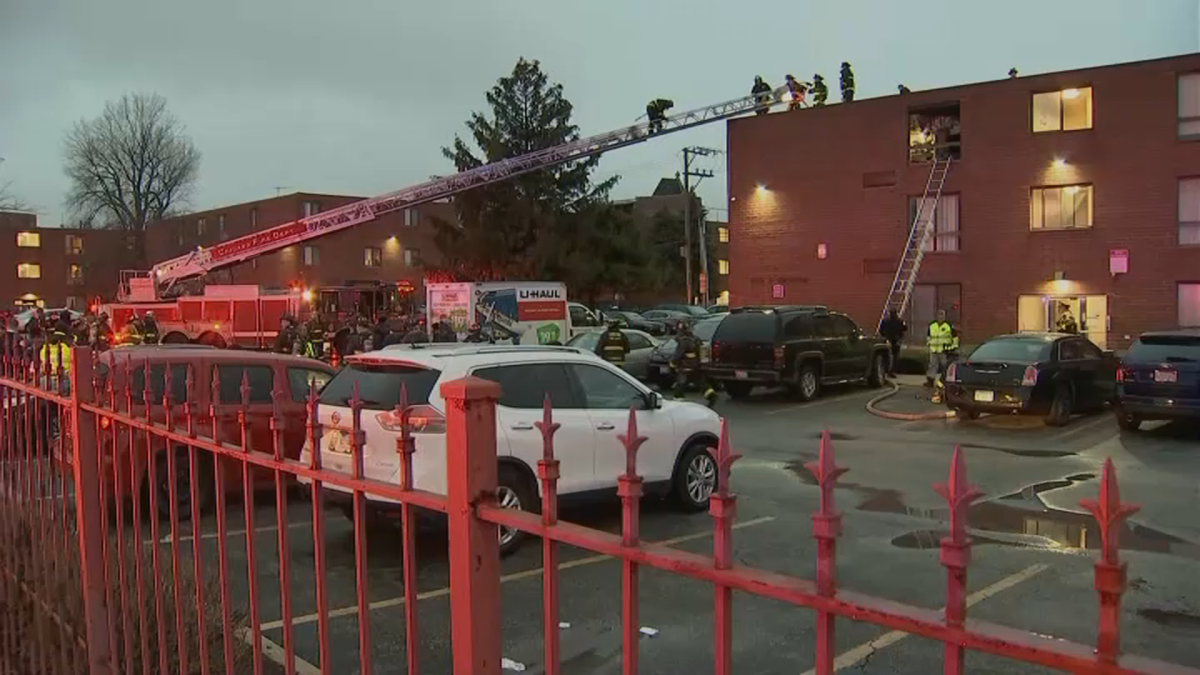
646;391;663;410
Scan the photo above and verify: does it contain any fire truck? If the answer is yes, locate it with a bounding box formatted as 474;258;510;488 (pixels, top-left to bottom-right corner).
100;85;787;347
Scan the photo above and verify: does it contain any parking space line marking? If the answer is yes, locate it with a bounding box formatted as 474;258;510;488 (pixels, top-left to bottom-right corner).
764;391;874;416
239;627;321;675
146;520;312;546
1048;415;1113;442
799;563;1049;674
259;515;777;631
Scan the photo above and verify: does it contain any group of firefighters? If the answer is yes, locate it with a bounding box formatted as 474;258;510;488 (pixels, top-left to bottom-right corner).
271;313;479;363
595;319;718;408
879;307;962;403
644;73;826;133
1;307;145;376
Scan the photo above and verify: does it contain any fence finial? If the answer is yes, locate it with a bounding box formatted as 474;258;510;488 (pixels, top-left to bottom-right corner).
714;418;741;498
1080;458;1138;663
934;446;983;546
805;429;847;516
1080;458;1138;566
535;393;560;462
617;407;647;479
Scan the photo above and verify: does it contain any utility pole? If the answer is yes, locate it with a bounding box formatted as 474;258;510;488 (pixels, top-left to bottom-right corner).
682;147;718;305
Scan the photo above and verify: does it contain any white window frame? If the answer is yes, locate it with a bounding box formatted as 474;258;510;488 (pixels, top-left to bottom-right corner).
250;207;258;229
218;214;226;239
404;208;418;227
1180;282;1200;327
1178;73;1200;140
403;248;420;268
717;226;729;243
909;194;960;252
1178;177;1200;245
65;234;84;255
1032;87;1093;133
364;247;382;267
302;201;320;217
302;245;319;266
1031;185;1093;231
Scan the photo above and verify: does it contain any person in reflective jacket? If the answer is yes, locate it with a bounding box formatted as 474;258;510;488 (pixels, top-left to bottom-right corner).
597;321;630;365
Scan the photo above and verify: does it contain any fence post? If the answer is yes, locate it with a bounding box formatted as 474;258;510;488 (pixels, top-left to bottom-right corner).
442;376;503;675
69;347;113;675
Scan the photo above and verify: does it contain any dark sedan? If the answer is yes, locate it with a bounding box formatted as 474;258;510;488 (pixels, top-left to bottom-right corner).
1114;329;1200;430
648;314;726;388
603;310;668;336
943;333;1117;426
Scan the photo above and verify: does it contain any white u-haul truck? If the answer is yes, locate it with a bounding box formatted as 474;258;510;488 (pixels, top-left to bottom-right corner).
425;282;601;344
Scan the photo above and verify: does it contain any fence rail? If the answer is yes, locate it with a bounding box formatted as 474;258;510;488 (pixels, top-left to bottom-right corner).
0;345;1197;674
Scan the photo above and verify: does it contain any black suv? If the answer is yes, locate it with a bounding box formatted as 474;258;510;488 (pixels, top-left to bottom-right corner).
708;306;890;400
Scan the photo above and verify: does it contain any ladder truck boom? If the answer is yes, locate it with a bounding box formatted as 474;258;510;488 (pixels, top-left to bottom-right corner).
147;86;786;293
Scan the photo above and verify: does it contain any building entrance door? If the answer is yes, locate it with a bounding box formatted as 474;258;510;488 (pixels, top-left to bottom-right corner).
1016;295;1108;349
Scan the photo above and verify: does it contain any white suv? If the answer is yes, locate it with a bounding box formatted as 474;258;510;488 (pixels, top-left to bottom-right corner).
300;344;722;553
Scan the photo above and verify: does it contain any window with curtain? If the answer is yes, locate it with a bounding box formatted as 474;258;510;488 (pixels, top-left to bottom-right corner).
1179;178;1200;245
1179;73;1200;139
908;194;959;251
1180;283;1200;327
1032;88;1093;132
1031;185;1093;230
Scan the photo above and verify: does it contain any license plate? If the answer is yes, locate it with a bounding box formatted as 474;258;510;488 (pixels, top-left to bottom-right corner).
323;429;353;455
1154;370;1178;383
973;390;995;402
735;370;748;380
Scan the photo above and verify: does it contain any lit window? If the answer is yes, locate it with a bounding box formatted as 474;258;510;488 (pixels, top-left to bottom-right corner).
302;201;321;217
717;259;730;275
364;247;382;267
16;232;39;248
404;248;420;268
1179;178;1200;244
303;246;319;266
404;208;418;227
718;226;729;243
908;194;960;252
1032;87;1093;132
197;218;206;236
68;264;84;285
1031;185;1093;230
65;234;84;255
17;263;41;279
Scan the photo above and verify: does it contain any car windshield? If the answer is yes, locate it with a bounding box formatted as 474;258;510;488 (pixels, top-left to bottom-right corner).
684;306;709;316
714;314;777;343
1127;335;1200;363
693;318;724;341
318;362;442;410
968;339;1052;363
568;332;601;351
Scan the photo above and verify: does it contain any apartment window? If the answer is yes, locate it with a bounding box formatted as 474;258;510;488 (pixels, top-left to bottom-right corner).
67;264;84;285
717;226;729;243
218;215;227;239
1178;73;1200;139
65;234;84;255
1032;87;1093;132
17;263;41;279
302;201;321;217
364;247;382;267
403;248;420;268
1031;185;1093;230
303;246;319;266
197;218;207;236
717;259;730;275
1181;283;1200;327
908;194;960;252
250;207;259;229
16;232;39;248
1179;178;1200;244
404;208;418;227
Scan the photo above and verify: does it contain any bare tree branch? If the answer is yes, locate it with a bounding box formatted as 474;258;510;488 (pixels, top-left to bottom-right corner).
0;158;28;211
63;93;200;261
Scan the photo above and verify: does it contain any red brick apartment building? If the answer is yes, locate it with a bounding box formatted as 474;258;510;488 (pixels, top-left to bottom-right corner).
1;211;132;310
146;191;447;295
727;53;1200;349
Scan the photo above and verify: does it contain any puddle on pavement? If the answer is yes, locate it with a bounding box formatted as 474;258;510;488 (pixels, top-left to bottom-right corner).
957;443;1075;459
1138;608;1200;630
806;431;859;442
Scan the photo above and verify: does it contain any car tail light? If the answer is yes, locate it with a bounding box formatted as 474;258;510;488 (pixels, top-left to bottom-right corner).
100;416;111;430
945;363;958;383
1021;365;1038;387
773;346;785;368
1116;366;1133;383
375;404;445;434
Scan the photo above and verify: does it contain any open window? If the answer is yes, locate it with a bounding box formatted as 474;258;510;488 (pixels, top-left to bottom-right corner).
908;104;961;163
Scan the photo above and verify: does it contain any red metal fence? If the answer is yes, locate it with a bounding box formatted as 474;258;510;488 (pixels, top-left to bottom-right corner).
1;345;1198;674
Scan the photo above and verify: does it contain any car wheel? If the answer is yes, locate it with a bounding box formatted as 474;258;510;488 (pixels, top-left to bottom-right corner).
867;353;886;388
1115;409;1142;431
673;443;717;512
955;407;980;420
497;465;537;557
724;381;752;400
1044;384;1073;427
153;446;213;521
795;362;820;402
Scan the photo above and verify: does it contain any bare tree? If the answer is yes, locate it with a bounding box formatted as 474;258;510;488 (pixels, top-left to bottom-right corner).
0;157;28;211
63;93;200;261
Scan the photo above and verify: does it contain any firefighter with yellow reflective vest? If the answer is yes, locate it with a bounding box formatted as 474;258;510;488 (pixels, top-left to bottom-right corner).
597;320;630;365
926;309;954;389
39;327;72;377
293;322;318;359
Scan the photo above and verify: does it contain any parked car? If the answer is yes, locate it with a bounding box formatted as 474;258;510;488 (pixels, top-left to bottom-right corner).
1114;329;1200;430
655;304;710;318
706;305;731;315
602;310;668;336
648;314;727;388
55;346;336;519
642;309;693;332
708;306;889;401
301;344;722;554
944;333;1117;426
566;328;660;380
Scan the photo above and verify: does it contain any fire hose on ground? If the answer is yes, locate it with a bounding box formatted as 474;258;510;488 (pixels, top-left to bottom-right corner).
865;380;956;421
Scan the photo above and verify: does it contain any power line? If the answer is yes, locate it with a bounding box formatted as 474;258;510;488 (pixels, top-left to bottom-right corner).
683;146;719;305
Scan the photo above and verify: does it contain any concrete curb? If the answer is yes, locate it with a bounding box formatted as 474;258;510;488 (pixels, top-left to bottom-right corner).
866;381;956;421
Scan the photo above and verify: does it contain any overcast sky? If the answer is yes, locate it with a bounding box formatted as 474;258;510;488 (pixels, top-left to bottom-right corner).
1;0;1196;227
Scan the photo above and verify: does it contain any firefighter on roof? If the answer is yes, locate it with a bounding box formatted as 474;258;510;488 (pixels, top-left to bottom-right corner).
751;76;772;115
811;74;829;106
785;74;808;110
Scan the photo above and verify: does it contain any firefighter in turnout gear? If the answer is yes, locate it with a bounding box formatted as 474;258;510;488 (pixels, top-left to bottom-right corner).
811;74;829;106
39;326;72;377
294;322;317;359
671;323;718;407
598;321;630;365
275;316;298;354
140;311;160;345
751;76;772;114
645;98;674;134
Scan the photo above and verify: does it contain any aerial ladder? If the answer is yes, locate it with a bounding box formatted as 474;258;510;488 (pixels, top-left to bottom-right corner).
129;86;788;299
879;156;952;328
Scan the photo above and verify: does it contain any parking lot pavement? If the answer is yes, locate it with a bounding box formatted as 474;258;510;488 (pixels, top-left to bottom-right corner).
148;383;1200;673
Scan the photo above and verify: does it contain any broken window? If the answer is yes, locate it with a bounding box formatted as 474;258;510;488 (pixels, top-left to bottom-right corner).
908;104;961;163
